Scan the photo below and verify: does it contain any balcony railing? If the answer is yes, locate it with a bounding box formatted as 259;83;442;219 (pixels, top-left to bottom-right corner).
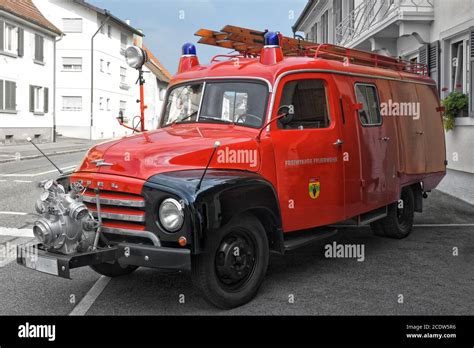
335;0;434;46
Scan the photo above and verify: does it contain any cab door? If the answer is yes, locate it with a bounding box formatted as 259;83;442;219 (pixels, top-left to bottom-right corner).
269;73;345;232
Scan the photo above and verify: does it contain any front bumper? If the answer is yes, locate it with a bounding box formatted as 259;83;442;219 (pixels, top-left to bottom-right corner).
17;243;191;279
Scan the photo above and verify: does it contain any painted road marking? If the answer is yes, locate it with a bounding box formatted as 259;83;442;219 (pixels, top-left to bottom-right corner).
13;180;33;183
0;227;34;237
69;276;111;316
0;212;28;216
0;165;76;177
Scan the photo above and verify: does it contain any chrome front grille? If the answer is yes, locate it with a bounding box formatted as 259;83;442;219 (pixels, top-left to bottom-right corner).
81;189;158;246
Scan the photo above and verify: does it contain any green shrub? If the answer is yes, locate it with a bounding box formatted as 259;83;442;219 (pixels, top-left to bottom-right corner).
441;91;469;131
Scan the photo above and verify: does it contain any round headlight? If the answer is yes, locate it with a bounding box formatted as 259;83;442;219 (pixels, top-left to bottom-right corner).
159;198;184;232
125;46;147;69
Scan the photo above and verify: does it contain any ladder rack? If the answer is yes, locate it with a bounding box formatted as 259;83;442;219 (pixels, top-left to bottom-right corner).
195;25;428;76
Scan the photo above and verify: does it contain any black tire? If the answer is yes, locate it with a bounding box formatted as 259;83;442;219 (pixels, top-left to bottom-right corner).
192;213;269;309
371;186;415;239
90;262;138;277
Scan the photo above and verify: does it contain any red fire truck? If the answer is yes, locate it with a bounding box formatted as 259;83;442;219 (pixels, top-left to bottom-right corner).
18;26;446;309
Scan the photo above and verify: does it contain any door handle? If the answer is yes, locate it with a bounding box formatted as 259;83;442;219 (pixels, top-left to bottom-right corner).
333;139;344;146
379;136;390;142
416;131;424;135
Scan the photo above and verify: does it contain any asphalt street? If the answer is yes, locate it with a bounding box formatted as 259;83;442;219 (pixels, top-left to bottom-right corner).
0;151;473;315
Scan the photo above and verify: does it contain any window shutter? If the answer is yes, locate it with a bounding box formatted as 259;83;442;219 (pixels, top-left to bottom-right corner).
0;80;3;110
418;44;429;66
0;20;4;52
470;27;474;116
39;36;44;62
11;81;16;111
34;35;39;60
429;41;440;92
5;81;15;110
35;35;44;62
29;85;35;112
44;87;49;113
17;27;24;57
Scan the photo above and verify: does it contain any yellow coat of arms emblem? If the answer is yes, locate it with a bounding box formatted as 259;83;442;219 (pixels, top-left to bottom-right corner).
309;179;321;199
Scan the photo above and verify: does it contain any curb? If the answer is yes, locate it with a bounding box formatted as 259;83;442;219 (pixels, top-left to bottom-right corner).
0;147;89;164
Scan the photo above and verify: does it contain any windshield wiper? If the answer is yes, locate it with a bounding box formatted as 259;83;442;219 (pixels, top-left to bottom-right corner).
171;111;198;125
198;116;234;124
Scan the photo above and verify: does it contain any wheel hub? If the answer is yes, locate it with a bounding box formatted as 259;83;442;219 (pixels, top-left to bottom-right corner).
215;233;256;289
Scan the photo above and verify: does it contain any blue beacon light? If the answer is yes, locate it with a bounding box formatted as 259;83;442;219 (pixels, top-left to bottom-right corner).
182;43;197;56
264;32;280;47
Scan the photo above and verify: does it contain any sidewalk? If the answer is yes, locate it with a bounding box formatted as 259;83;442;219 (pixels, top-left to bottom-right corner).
0;137;105;163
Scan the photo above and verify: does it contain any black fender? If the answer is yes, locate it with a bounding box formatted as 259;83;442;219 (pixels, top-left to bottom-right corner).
144;169;283;254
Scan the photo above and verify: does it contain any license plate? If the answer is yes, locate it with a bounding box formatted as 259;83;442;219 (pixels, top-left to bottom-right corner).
24;252;59;276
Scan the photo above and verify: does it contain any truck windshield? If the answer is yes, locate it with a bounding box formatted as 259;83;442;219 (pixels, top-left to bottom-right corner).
161;81;268;128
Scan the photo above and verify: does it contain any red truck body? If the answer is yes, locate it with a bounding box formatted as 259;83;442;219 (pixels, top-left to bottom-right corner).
73;53;446;234
19;27;446;309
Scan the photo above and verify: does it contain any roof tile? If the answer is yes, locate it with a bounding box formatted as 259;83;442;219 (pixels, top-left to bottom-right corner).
0;0;61;35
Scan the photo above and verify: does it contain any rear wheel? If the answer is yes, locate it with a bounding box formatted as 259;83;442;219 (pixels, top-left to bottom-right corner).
90;262;138;277
192;213;269;309
370;186;415;239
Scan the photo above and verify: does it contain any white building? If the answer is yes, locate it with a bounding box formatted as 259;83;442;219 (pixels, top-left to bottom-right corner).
34;0;169;140
139;45;171;130
294;0;474;204
0;0;61;144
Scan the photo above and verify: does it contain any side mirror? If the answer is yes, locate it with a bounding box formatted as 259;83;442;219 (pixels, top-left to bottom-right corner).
117;110;124;123
277;105;294;125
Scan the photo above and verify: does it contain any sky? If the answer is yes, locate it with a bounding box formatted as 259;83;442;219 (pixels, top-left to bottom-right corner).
90;0;308;75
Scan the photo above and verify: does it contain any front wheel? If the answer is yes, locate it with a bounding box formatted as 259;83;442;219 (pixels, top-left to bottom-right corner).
370;186;415;239
192;213;269;309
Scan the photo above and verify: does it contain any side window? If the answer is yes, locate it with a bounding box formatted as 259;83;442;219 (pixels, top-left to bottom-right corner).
355;84;381;126
278;79;330;129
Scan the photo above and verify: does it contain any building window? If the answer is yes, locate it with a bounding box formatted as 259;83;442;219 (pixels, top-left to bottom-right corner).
107;61;111;74
106;98;111;110
278;79;330;129
1;21;24;56
107;25;112;38
120;33;128;53
349;0;355;31
30;86;48;114
120;67;127;83
100;59;104;72
62;57;82;71
62;96;82;111
4;23;17;54
451;39;469;94
34;34;44;63
334;0;342;30
62;18;82;33
321;11;329;43
99;97;104;110
0;79;17;112
119;100;126;114
355;84;382;126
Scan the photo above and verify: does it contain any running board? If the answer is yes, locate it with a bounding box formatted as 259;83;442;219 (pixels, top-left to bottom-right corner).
357;206;388;225
284;227;338;252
